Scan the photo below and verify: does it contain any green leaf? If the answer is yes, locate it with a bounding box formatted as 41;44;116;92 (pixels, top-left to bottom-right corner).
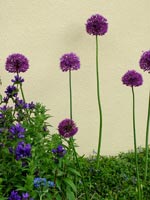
68;167;81;177
63;178;77;193
66;188;75;200
55;193;62;200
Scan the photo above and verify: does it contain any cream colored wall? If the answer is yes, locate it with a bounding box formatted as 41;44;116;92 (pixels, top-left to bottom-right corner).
0;0;149;156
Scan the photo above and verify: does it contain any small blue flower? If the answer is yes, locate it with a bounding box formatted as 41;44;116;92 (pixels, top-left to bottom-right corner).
34;178;54;188
48;181;55;187
34;178;46;188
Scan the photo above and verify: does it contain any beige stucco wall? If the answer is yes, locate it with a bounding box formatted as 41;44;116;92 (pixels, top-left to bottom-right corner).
0;0;149;156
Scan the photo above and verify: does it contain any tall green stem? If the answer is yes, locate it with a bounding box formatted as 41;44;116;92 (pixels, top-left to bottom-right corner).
20;84;26;103
69;70;72;120
131;87;141;200
95;35;103;169
68;70;88;200
144;90;150;182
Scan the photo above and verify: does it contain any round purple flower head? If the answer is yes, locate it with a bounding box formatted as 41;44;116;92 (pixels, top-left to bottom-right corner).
86;14;108;36
60;53;80;72
139;50;150;73
122;70;143;87
58;118;78;138
5;53;29;73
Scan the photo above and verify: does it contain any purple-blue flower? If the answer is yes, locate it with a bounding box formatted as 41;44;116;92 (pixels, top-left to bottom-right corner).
8;191;32;200
86;14;108;36
15;141;31;160
15;98;27;109
27;102;35;110
5;85;18;98
8;190;21;200
58;119;78;138
52;145;66;157
122;70;143;87
11;75;24;84
60;53;80;72
5;53;29;73
139;50;150;73
9;123;25;139
22;193;30;200
3;96;9;103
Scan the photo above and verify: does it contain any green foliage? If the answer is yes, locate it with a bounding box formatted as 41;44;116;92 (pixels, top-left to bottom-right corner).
0;75;150;199
77;148;150;199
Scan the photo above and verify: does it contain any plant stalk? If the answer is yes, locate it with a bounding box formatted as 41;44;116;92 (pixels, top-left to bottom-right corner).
131;87;141;200
144;89;150;182
68;69;88;200
69;70;72;120
95;35;103;169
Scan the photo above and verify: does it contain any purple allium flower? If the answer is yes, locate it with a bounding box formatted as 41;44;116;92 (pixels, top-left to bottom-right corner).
139;50;150;73
5;85;18;98
52;145;66;157
5;53;29;73
8;190;21;200
60;53;80;72
15;141;31;160
9;123;25;139
11;75;24;84
58;119;78;138
122;70;143;87
86;14;108;36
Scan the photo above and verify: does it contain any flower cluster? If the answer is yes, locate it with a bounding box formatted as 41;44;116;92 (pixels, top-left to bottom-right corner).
6;53;29;73
15;98;35;110
34;177;54;188
8;190;32;200
58;118;78;138
86;14;108;36
60;53;80;72
15;141;31;160
139;50;150;73
9;123;25;139
11;75;24;84
52;145;66;157
5;85;18;98
122;70;143;87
